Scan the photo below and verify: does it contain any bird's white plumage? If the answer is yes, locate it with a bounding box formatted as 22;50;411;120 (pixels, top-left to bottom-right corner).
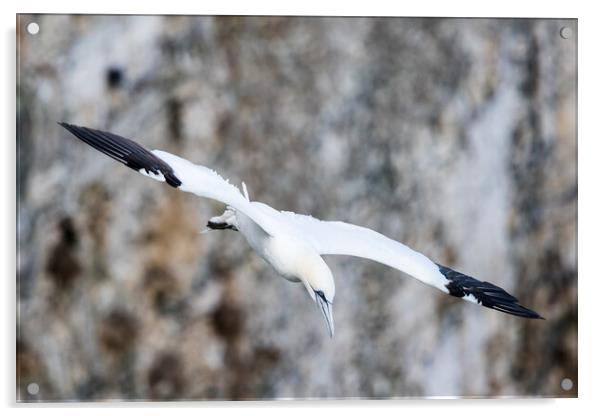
149;149;448;294
280;211;450;292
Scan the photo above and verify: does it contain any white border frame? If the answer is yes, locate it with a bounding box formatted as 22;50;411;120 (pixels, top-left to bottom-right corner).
4;1;598;414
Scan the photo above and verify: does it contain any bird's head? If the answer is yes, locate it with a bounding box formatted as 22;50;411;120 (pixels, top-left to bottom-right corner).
299;257;336;338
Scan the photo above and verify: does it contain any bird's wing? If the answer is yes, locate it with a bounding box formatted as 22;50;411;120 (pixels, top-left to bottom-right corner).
59;123;279;235
281;211;542;319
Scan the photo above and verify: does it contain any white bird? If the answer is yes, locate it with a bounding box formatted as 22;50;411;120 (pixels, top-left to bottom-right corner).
60;123;543;338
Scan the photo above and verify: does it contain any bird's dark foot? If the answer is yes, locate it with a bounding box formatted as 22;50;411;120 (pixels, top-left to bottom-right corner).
207;220;238;232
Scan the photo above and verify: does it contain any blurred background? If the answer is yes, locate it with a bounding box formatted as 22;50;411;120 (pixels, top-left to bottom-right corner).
16;15;576;400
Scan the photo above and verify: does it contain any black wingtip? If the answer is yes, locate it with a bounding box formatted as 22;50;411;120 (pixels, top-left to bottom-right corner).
59;122;183;189
437;264;543;320
58;121;77;133
58;122;80;138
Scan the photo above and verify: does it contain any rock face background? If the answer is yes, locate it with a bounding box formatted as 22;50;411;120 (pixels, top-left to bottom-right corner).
17;15;576;400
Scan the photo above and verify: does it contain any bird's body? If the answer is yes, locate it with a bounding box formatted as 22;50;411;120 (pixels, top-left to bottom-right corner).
59;123;543;337
237;207;311;283
218;201;337;334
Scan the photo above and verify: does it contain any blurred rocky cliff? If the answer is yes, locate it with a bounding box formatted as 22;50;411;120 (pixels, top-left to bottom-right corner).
17;15;576;400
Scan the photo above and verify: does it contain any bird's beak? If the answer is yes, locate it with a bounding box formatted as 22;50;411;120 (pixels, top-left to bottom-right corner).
315;294;335;338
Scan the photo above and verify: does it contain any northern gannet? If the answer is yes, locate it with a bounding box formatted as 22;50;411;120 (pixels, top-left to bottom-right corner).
59;123;543;337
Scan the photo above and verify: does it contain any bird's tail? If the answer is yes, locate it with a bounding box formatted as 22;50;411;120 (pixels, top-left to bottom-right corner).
437;264;543;319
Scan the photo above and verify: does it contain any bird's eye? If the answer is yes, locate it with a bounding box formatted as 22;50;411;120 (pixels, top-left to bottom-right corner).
315;290;326;300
